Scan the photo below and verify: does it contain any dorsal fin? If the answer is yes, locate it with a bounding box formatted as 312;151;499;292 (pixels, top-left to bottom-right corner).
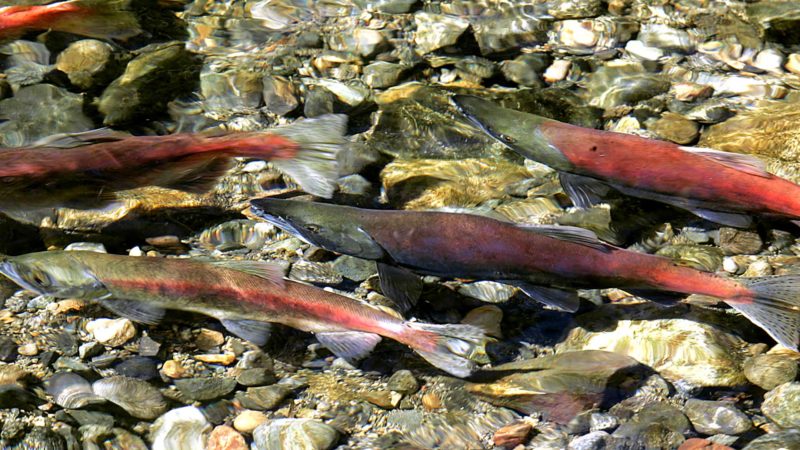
516;224;611;252
30;128;131;148
210;260;286;287
680;146;770;178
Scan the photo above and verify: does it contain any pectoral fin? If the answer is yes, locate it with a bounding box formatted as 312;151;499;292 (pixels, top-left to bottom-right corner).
559;172;611;208
98;299;165;325
377;263;422;313
316;331;382;361
221;319;273;346
506;281;580;312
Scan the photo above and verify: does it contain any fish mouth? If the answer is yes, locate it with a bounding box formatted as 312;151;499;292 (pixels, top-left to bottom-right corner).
451;95;507;142
249;202;316;246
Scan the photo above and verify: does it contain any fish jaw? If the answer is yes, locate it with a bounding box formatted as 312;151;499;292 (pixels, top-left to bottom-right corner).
0;251;109;299
250;198;386;259
451;95;575;171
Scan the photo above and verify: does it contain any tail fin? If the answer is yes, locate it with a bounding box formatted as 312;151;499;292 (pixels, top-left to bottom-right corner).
405;322;491;378
733;276;800;350
270;114;348;199
50;0;142;41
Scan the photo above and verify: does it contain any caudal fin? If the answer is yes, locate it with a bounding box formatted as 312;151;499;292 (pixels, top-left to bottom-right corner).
270;114;348;198
405;322;491;378
733;276;800;350
50;0;142;41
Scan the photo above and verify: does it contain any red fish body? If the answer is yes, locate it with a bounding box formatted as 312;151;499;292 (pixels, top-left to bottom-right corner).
453;95;800;227
0;251;490;377
0;114;347;213
250;198;800;351
539;121;800;219
0;0;141;42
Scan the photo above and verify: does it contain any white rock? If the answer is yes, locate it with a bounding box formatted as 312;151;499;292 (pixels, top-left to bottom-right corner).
543;60;572;83
85;318;136;347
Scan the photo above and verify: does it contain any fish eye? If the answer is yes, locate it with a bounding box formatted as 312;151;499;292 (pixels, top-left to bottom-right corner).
499;133;516;144
306;224;321;233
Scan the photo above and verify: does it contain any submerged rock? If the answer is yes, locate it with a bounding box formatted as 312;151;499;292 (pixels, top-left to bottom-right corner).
380;158;533;209
762;382;800;428
556;303;756;387
150;406;212;450
743;353;798;390
0;84;93;147
700;100;800;183
252;418;339;450
98;41;201;125
55;39;127;90
414;12;469;54
743;430;800;449
92;376;167;420
467;350;647;424
683;399;752;435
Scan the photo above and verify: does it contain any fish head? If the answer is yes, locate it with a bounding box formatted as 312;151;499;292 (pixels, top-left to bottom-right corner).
0;251;108;299
451;95;573;170
249;198;385;259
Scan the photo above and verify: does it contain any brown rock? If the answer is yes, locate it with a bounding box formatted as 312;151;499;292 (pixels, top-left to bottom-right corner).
649;112;700;144
161;359;186;379
678;438;734;450
361;390;402;409
233;410;268;434
195;353;236;366
195;328;225;351
421;391;442;411
207;425;248;450
493;421;532;449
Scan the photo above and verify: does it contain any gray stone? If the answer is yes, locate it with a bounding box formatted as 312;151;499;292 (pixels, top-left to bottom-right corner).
331;255;377;282
252;418;339;450
174;377;237;402
0;84;93;146
262;75;299;116
236;368;277;387
413;12;469;54
743;430;800;450
98;41;201;126
684;399;752;435
744;354;798;390
590;412;619;432
92;376;167;420
387;370;419;395
501;54;550;87
363;62;406;89
235;385;291;411
569;431;611;450
762;382;800;428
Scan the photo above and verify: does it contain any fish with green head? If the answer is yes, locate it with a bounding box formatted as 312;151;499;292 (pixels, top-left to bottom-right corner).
250;198;800;351
0;250;490;378
453;94;800;228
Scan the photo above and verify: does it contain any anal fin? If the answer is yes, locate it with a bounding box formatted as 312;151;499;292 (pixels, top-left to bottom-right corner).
378;263;422;313
506;281;580;312
221;319;272;346
315;331;382;361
